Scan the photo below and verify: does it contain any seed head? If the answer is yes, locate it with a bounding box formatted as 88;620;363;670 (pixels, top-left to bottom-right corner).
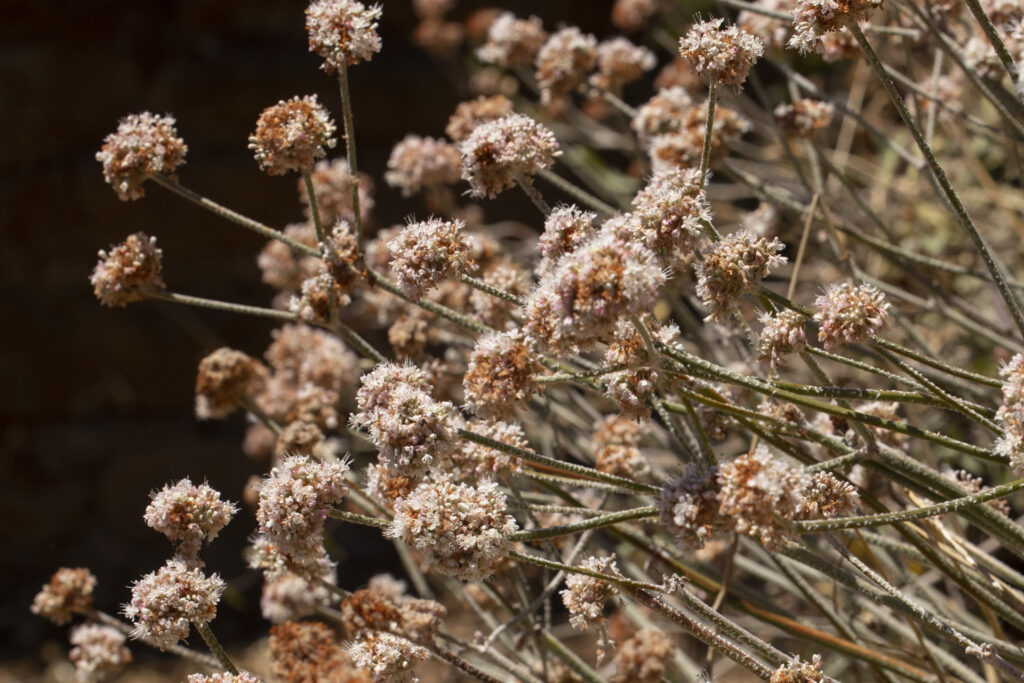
678;18;764;86
386;474;518;581
32;568;97;625
525;229;665;353
195;348;269;420
348;631;430;683
591;37;657;93
774;99;834;137
613;628;675;683
340;574;446;643
539;205;597;261
385;135;462;196
535;27;598;104
269;620;365;682
560;555;621;630
143;478;237;560
305;0;382;72
476;12;548;66
813;282;889;349
717;445;805;550
459;113;561;198
789;0;882;54
464;331;539;420
756;309;807;368
632;168;710;268
695;231;786;322
445;95;515;143
96;112;187;201
291;269;352;324
387;218;476;300
632;87;694;141
260;571;336;624
123;559;225;650
249;95;336;176
69;624;132;680
90;232;165;307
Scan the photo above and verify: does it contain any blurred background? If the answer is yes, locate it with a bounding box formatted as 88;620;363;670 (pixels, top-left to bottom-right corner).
1;0;630;675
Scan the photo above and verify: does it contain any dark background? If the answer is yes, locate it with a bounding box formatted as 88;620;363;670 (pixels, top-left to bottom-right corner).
1;0;620;663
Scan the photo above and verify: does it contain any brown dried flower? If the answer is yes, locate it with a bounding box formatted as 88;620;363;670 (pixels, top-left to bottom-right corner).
90;232;165;307
695;231;786;322
340;574;446;643
459;113;561;198
249;95;337;176
535;27;598;104
96;112;187;201
813;282;889;349
195;348;269;420
464;331;539;420
678;18;764;86
476;12;548;66
32;568;97;625
269;620;369;683
305;0;382;72
387;217;476;300
385;135;462;196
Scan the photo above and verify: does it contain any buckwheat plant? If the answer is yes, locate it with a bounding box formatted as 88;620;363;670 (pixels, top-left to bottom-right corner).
39;0;1024;680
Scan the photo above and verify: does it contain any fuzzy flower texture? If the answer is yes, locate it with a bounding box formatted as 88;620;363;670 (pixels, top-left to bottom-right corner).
305;0;382;72
248;95;336;176
90;232;165;307
123;559;225;650
678;19;763;87
459;113;560;198
96;112;187;200
143;478;237;561
386;218;476;300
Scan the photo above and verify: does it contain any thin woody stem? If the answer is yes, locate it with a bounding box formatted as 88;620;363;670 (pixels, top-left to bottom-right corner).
337;63;363;246
515;173;551;215
508;506;658;542
699;81;718;186
302;170;326;246
145;290;298;321
194;622;238;675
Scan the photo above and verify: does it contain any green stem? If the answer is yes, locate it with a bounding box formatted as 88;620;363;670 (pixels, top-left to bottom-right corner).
797;478;1024;531
515;173;551;215
369;269;493;335
508;550;661;591
460;275;525;306
337;63;363;246
331;318;386;364
146;290;298;321
850;23;1024;340
536;168;618;217
194;622;238;675
302;170;326;246
509;506;657;541
700;81;718;187
327;509;390;529
150;175;318;256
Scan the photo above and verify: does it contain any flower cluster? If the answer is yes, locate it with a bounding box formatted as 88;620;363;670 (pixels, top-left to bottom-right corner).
194;347;269;420
593;415;650;478
96;112;188;200
268;620;364;682
789;0;882;54
31;568;97;625
774;99;835;137
463;331;539;420
386;474;518;581
385;135;462;196
476;12;547;66
678;19;764;87
459;113;561;197
305;0;382;72
757;308;807;369
143;478;237;561
248;95;336;175
68;624;132;680
631;167;710;268
339;574;446;642
538;204;597;263
535;27;598;104
560;555;620;630
813;282;889;349
90;232;165;307
695;231;786;322
591;37;657;93
387;218;476;299
348;631;430;683
995;354;1024;472
123;559;225;650
445;94;514;142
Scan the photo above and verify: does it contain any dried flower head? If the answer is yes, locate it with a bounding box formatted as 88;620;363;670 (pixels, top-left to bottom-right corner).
794;472;859;520
469;259;531;329
994;354;1024;471
612;0;659;32
385;135;462;196
348;631;430;683
96;112;187;201
340;574;446;643
387;218;476;299
476;12;547;66
591;37;657;93
771;654;825;682
32;568;97;625
525;229;665;353
69;624;132;680
265;323;360;396
695;231;786;322
291;270;352;324
256;455;349;575
717;445;806;550
561;555;620;630
90;232;165;307
632;87;694;140
459;113;561;198
386;474;518;581
123;559;225;650
535;27;598;104
739;0;792;51
613;627;675;683
789;0;881;54
660;464;724;549
647;101;751;173
195;348;269;420
321;220;363;291
813;282;889;349
305;0;382;72
269;620;368;683
632;168;710;267
757;309;807;368
774;99;834;137
593;416;650;478
464;331;539;419
249;95;336;176
445;95;515;142
144;479;237;560
301;158;375;226
678;18;764;86
539;204;597;261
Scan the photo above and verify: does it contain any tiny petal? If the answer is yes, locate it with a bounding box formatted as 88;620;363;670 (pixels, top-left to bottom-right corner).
678;18;764;86
459;113;561;198
96;112;187;201
90;232;165;307
248;95;336;176
813;282;889;349
305;0;382;72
